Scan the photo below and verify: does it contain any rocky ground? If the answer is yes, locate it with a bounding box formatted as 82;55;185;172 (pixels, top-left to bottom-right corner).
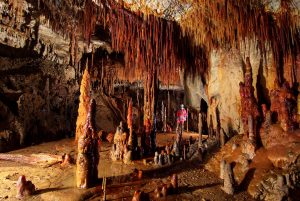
0;132;256;201
205;133;300;201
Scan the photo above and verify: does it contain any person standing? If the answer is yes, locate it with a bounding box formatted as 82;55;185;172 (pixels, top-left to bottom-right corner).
176;104;187;145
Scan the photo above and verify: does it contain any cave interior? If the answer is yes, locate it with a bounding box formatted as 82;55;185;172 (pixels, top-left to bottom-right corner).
0;0;300;200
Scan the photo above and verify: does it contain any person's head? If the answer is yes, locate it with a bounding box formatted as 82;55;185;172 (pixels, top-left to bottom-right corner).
180;104;184;109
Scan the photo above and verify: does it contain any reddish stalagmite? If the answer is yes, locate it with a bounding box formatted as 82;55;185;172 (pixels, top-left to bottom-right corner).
239;57;260;144
270;81;297;131
127;99;133;146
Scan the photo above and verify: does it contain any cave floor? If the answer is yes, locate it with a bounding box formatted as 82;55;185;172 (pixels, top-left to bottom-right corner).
0;132;255;201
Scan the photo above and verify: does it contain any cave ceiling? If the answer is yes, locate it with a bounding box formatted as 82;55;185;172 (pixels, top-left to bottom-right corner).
1;0;300;85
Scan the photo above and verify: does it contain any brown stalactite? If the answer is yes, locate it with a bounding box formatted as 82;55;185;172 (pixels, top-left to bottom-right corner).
180;0;299;83
82;0;98;43
91;0;207;85
69;31;75;66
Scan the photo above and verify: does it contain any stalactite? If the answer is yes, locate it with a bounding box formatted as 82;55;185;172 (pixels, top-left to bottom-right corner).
91;0;208;85
82;0;98;43
8;0;23;24
35;0;299;89
180;0;299;80
69;31;75;66
74;33;79;67
143;67;158;127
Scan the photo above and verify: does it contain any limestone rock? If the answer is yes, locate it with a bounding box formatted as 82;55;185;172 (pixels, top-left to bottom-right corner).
222;162;235;195
241;140;256;159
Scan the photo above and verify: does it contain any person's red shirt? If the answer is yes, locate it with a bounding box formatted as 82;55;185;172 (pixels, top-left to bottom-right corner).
177;108;187;123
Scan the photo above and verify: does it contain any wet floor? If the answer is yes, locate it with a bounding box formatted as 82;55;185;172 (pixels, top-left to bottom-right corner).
0;132;255;201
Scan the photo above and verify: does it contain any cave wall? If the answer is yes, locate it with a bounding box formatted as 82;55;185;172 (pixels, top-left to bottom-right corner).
0;57;79;151
184;41;285;136
0;0;120;151
0;0;79;151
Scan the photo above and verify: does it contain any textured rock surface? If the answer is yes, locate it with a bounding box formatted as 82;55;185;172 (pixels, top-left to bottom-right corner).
205;134;300;200
122;0;191;20
0;57;79;151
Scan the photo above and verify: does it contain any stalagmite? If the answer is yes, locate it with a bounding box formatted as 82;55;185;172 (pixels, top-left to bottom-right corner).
220;159;225;179
240;57;260;143
102;177;107;201
137;89;141;133
297;91;300;123
167;91;170;121
222;162;235;195
186;108;189;132
208;97;219;137
75;65;91;143
220;129;225;147
248;115;255;144
183;144;186;160
132;190;143;201
164;107;167;132
198;113;203;147
127;99;133;146
45;78;50;113
76;99;99;189
161;102;167;132
161;102;165;132
270;81;297;131
208;115;213;139
16;175;35;199
171;174;178;192
1;1;300;200
14;119;25;145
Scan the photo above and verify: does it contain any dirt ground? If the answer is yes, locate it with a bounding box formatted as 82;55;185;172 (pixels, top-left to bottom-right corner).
0;132;256;201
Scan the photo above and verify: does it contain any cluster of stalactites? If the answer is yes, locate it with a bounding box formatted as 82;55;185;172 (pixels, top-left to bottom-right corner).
31;0;80;36
89;0;208;85
180;0;299;77
7;0;24;22
27;0;208;84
